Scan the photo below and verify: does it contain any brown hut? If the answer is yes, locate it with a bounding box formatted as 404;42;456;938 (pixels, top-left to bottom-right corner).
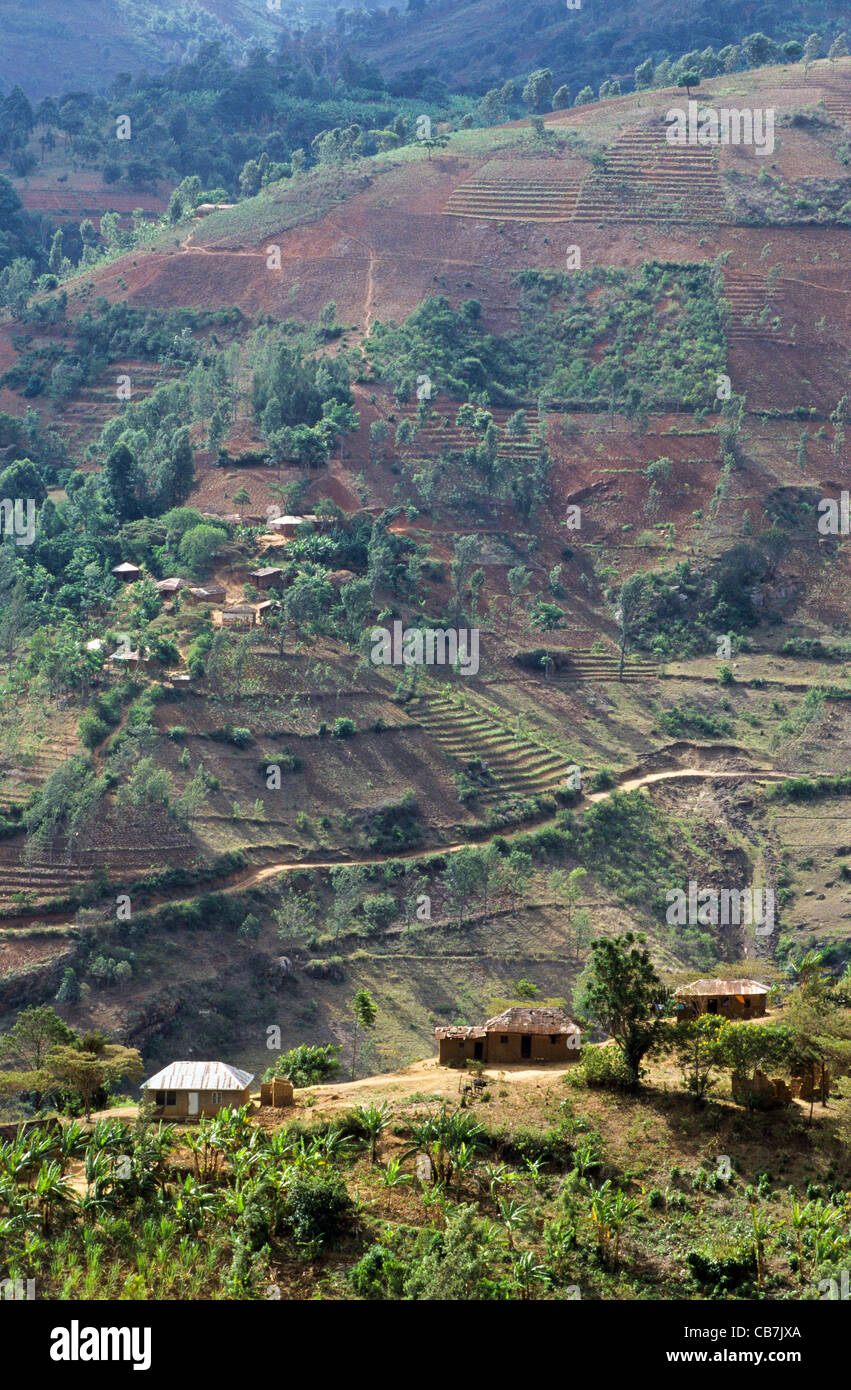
674;979;768;1020
155;577;186;594
259;1077;294;1108
436;1007;581;1065
187;583;227;604
111;562;142;583
266;515;308;539
249;566;284;590
141;1061;254;1119
218;604;255;628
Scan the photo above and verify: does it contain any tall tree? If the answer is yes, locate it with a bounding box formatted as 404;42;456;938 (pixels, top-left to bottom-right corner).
0;1005;77;1109
575;932;669;1089
351;988;377;1080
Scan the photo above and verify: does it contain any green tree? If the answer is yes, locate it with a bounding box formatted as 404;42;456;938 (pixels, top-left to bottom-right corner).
803;33;821;75
46;1036;144;1120
178;523;227;577
522;69;554;114
665;1013;723;1101
616;573;646;681
574;932;669;1089
0;1005;77;1109
634;59;654;89
265;1043;341;1087
351;988;377;1080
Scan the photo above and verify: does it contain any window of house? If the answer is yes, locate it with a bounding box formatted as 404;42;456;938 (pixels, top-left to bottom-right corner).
500;1035;508;1044
458;1040;465;1049
155;1091;164;1106
743;997;750;1008
210;1091;224;1104
550;1034;559;1044
156;1090;176;1106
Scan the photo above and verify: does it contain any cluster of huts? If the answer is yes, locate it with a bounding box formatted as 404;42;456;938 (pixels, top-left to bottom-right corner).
140;975;821;1123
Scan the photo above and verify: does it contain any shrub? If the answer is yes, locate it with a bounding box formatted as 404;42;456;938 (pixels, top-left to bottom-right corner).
331;717;356;739
284;1169;353;1247
582;1045;634;1090
265;1042;341;1086
349;1244;407;1299
78;713;109;750
361;893;397;930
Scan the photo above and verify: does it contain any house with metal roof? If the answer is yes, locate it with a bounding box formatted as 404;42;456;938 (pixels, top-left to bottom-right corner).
673;979;769;1020
141;1061;254;1119
249;566;284;590
111;562;142;582
436;1007;581;1065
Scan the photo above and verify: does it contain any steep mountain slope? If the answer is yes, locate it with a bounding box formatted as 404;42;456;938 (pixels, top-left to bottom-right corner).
350;0;850;92
0;0;334;99
3;59;851;1078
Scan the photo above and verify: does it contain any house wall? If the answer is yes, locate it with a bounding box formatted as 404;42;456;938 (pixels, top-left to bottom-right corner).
438;1037;485;1064
438;1034;580;1065
678;995;766;1020
487;1032;578;1064
150;1086;250;1118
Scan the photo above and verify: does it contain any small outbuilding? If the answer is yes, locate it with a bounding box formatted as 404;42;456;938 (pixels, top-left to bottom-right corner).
155;577;187;594
141;1061;254;1119
187;583;227;604
436;1007;581;1065
112;562;142;583
266;515;309;539
218;604;256;628
250;566;284;590
674;979;768;1020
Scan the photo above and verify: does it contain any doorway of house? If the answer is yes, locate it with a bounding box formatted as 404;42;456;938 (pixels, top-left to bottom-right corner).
474;1041;483;1060
521;1035;532;1059
188;1092;199;1116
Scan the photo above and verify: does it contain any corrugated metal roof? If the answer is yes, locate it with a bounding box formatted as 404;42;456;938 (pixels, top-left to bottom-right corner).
142;1061;254;1092
484;1007;580;1036
675;978;768;997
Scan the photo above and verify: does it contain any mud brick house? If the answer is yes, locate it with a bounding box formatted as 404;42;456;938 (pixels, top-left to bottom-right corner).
674;979;768;1019
187;583;227;604
436;1007;581;1065
142;1061;254;1119
111;562;142;583
218;604;256;629
249;566;284;590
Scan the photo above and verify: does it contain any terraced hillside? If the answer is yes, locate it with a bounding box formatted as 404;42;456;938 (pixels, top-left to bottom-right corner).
444;175;584;221
411;689;578;803
722;272;778;344
572;125;728;225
